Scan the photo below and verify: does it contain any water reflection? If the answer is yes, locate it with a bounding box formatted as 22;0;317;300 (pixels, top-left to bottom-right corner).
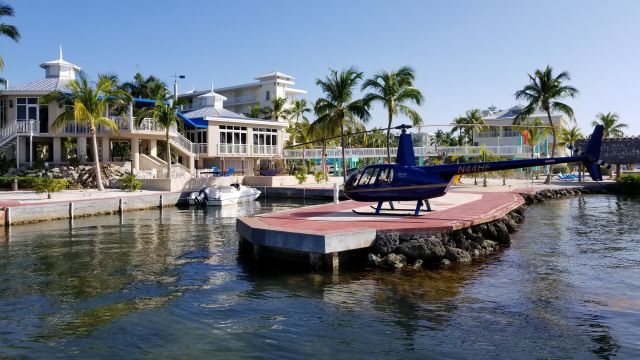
0;196;639;358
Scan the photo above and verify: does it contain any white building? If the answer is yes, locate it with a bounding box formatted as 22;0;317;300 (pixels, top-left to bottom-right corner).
179;71;307;121
0;51;291;177
180;86;287;173
474;105;569;156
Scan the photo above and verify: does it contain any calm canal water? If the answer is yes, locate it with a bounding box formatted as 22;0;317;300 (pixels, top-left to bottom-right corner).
1;195;639;359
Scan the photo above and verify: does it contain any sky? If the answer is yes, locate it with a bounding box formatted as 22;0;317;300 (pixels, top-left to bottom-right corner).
3;0;639;134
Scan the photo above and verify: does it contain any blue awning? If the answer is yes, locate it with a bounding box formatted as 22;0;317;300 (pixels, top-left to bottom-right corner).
180;114;207;129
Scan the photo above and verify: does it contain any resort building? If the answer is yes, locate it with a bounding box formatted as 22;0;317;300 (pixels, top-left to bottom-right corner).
178;71;307;121
473;105;569;157
180;86;288;173
0;51;288;177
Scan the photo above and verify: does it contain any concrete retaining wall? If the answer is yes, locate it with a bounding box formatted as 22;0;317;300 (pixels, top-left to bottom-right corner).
244;176;343;187
4;192;183;226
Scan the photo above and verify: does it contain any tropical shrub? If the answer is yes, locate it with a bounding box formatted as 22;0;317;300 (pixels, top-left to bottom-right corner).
551;165;569;174
121;173;142;192
616;174;640;194
33;177;68;199
314;171;324;184
294;170;307;185
68;157;81;167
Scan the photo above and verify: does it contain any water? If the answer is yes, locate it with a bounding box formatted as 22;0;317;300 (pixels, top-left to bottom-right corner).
1;195;639;359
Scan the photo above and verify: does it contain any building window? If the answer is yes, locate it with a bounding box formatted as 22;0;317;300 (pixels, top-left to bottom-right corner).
253;127;277;146
17;97;39;121
265;91;271;101
219;125;247;145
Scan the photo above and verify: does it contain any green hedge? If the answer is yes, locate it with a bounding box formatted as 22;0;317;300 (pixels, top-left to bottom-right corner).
0;176;68;189
616;174;640;194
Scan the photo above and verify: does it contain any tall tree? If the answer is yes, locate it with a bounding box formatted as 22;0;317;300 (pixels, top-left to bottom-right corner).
244;104;264;119
559;125;583;155
592;112;627;138
121;72;167;99
0;3;19;72
44;73;131;191
450;116;469;146
315;67;371;182
514;65;578;184
522;118;551;159
288;99;311;124
264;97;290;121
309;99;341;181
137;94;183;179
451;109;486;146
362;66;424;162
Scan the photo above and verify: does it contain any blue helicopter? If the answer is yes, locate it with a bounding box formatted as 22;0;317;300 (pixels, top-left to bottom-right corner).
343;124;608;216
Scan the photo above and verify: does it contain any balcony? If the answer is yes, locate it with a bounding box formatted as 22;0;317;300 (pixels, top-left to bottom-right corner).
224;95;258;106
218;144;248;155
253;145;279;156
194;143;208;154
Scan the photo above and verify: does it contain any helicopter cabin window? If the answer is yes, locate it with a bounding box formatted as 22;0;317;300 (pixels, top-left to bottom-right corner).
376;168;393;184
357;167;376;186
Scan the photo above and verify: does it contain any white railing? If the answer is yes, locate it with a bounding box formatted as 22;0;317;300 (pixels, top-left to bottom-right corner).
218;144;248;155
169;131;195;153
62;122;90;134
0;122;18;146
195;143;208;154
224;95;257;105
253;145;279;156
283;145;533;159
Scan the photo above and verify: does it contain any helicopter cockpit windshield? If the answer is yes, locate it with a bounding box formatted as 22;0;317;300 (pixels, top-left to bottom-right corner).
344;168;363;190
344;166;394;191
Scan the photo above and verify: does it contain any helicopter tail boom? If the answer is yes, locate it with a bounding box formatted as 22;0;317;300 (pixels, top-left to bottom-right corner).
427;125;606;181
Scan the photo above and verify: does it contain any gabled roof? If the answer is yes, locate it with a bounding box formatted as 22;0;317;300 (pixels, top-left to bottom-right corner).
3;77;73;93
254;71;294;80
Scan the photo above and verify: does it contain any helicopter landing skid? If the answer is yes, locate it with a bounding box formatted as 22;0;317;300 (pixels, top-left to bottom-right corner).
353;200;433;216
351;209;425;217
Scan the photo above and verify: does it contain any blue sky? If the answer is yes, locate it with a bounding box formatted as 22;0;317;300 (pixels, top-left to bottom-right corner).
3;0;639;134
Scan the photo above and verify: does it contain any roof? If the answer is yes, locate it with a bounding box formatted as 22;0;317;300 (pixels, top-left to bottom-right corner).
3;77;74;93
183;107;247;120
39;47;81;71
254;71;294;80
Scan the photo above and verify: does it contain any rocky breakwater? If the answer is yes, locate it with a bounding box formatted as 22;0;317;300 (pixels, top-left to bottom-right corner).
368;185;615;270
368;206;526;269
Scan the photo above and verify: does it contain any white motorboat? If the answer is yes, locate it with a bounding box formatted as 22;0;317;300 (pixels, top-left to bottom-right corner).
188;184;261;206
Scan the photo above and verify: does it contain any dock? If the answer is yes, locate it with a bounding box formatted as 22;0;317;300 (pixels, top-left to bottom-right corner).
236;189;525;269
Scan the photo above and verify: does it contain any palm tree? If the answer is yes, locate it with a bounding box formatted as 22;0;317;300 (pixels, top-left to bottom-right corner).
0;3;19;72
523;118;551;159
450;116;469;146
137;96;183;179
559;125;583;155
121;72;167;99
362;66;424;163
514;65;578;183
264;97;290;121
315;67;371;182
456;109;485;145
289;99;311;124
592;112;627;138
244;104;263;119
309;100;341;181
44;73;131;191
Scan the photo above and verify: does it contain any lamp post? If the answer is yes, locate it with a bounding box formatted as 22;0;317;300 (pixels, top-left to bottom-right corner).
171;73;186;103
